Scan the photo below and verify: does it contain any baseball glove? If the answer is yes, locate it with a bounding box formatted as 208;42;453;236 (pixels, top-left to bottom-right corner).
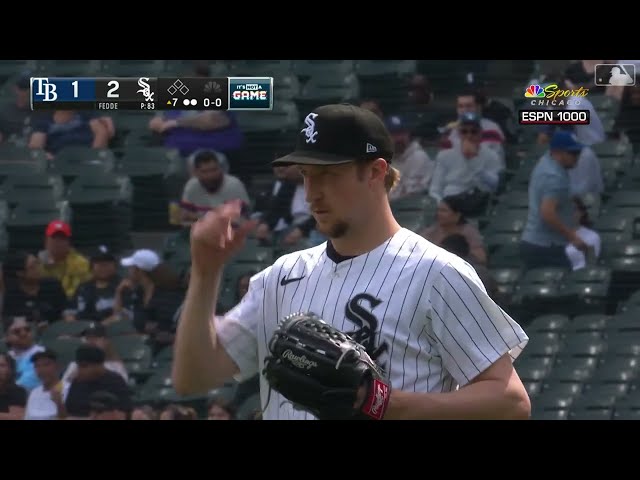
262;312;391;420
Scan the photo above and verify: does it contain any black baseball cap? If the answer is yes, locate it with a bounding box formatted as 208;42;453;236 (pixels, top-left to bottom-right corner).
75;344;106;364
272;104;394;166
31;348;58;364
90;245;116;263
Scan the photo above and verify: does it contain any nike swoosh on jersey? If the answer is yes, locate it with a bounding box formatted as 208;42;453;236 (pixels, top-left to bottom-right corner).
280;275;306;286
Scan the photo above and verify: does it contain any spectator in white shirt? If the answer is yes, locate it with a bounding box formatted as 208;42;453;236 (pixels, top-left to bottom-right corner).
384;114;435;200
429;112;505;216
24;349;70;420
566;197;601;271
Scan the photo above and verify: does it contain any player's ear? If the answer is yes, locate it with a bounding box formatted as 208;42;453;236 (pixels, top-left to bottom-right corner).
369;158;389;185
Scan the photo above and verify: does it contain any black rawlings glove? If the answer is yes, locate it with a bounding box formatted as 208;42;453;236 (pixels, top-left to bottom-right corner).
262;312;391;420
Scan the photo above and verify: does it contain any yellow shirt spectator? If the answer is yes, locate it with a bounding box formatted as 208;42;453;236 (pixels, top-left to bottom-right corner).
38;220;92;299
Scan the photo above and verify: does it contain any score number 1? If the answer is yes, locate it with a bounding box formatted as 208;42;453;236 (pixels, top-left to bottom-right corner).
70;80;120;98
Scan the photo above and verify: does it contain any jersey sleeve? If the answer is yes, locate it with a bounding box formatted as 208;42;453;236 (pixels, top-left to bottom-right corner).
427;259;529;387
215;270;266;381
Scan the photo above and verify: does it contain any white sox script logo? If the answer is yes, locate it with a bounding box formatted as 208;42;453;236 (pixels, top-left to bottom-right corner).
283;349;318;370
301;112;319;144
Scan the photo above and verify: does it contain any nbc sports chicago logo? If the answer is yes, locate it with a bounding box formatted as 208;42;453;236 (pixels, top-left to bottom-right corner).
524;83;588;106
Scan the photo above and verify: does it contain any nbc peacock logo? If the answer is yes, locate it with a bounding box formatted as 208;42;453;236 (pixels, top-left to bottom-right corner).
525;85;545;98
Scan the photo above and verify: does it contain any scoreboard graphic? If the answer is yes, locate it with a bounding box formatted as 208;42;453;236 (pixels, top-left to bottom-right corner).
30;76;274;112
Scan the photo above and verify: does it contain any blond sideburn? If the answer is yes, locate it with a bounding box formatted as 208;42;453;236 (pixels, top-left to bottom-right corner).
385;166;401;194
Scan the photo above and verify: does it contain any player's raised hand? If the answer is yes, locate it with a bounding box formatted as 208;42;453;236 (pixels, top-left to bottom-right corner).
190;199;257;274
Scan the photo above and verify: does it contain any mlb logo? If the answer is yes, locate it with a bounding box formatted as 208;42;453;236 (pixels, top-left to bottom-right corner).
594;64;636;87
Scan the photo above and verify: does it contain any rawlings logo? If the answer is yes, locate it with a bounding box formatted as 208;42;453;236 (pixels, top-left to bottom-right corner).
283;349;318;370
362;379;390;420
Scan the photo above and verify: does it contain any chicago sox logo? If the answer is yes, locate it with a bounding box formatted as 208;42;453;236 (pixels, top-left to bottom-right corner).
301;112;319;144
344;293;389;371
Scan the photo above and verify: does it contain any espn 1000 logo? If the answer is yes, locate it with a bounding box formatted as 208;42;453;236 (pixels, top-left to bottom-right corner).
228;77;273;110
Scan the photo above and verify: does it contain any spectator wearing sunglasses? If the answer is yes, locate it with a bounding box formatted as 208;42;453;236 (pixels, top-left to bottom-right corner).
429;112;505;217
3;315;45;392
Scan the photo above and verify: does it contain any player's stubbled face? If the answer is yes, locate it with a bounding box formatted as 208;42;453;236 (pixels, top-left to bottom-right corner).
300;163;364;238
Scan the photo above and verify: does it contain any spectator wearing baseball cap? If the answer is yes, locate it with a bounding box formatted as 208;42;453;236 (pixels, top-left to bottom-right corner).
89;390;128;420
428;112;505;217
64;344;132;419
38;220;91;299
24;349;70;420
61;322;128;384
520;130;587;270
383;114;435;201
112;249;185;353
64;245;122;323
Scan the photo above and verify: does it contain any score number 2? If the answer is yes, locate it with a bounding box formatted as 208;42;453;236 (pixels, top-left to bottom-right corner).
70;80;120;98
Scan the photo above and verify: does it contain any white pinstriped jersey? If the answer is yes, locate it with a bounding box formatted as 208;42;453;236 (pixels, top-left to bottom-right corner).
216;228;529;420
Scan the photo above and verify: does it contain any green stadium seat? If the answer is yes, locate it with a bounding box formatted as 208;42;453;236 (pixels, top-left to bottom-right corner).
230;60;293;77
105;319;138;337
292;60;355;79
594;212;634;245
533;385;579;410
527;314;570;334
112;335;153;379
521;332;562;357
568;408;613;420
272;74;301;102
483;210;528;235
606;332;640;357
101;60;166;77
620;289;640;312
568;314;612;334
561;332;607;357
589;357;640;384
607;190;640;209
295;76;361;115
487;243;523;269
153;345;174;367
490;267;524;299
540;380;583;396
531;409;568;420
6;199;71;251
236;101;300;133
546;362;595;384
514;356;553;382
232;245;274;264
39;320;92;342
41;337;83;369
0;145;48;163
613;408;640;420
38;60;103;76
0;174;65;206
50;147;116;183
66;173;133;252
575;383;627;407
556;266;612;315
592;140;633;161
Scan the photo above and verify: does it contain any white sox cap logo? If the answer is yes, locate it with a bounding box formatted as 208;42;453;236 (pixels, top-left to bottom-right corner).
283;349;318;369
301;113;319;144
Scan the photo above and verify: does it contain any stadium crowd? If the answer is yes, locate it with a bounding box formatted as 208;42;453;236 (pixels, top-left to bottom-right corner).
0;59;639;420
